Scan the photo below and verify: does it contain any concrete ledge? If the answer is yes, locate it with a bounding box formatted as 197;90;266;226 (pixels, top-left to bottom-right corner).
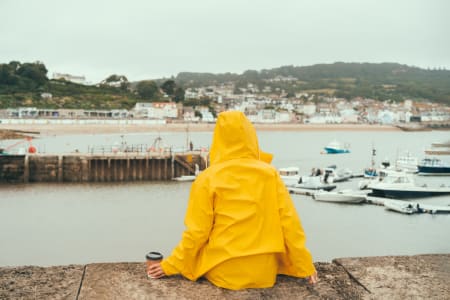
1;254;448;299
0;264;84;299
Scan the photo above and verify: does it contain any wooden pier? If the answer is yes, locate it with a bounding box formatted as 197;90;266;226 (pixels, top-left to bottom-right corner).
0;152;207;183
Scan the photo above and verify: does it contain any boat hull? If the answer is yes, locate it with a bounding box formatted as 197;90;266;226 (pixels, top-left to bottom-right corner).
295;184;336;191
324;147;350;154
417;166;450;176
369;188;450;199
384;200;416;214
313;191;366;203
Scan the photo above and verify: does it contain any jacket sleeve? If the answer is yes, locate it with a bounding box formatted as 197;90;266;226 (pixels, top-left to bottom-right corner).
275;175;316;277
161;176;214;280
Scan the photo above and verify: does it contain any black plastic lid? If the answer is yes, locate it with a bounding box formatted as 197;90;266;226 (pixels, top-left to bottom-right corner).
146;251;163;260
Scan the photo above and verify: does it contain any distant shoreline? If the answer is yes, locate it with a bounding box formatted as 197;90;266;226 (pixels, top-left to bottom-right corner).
0;123;400;137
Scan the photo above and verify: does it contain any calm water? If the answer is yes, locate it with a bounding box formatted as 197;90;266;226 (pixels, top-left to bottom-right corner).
1;129;449;267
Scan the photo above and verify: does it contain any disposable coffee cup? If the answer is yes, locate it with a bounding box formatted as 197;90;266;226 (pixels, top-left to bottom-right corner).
146;251;163;278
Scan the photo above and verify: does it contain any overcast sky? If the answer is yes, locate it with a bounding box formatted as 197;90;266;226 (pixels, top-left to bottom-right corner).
1;0;449;83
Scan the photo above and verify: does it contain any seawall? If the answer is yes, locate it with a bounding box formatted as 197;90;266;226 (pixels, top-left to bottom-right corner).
0;254;448;299
0;152;206;183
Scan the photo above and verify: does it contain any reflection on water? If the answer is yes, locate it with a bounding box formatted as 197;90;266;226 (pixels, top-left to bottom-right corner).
1;130;449;266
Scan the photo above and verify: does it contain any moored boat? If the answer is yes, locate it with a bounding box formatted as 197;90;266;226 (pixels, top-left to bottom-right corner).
322;165;353;183
312;189;367;203
383;200;449;214
368;171;450;199
323;140;350;154
417;158;450;176
294;175;336;191
384;200;417;214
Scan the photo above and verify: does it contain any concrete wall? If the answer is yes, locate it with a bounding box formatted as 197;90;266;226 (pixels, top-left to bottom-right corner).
0;153;206;183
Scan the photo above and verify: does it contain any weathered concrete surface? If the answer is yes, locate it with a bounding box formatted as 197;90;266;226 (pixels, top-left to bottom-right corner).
0;264;84;299
0;254;448;300
77;262;365;300
334;254;450;300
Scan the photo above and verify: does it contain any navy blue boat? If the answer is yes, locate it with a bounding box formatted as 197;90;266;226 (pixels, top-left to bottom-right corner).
418;158;450;176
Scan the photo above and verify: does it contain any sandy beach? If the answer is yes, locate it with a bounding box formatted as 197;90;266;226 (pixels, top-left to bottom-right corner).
0;123;399;137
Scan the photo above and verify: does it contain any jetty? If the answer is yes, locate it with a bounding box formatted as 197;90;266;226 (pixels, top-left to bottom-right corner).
0;152;207;183
0;254;448;299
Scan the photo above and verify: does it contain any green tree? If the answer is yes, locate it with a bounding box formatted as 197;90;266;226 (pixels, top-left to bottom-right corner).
136;80;160;99
16;62;48;86
173;87;185;102
161;79;176;96
103;74;130;91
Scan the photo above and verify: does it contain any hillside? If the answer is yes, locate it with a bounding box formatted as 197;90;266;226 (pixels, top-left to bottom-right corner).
1;61;449;110
176;63;450;104
0;62;141;110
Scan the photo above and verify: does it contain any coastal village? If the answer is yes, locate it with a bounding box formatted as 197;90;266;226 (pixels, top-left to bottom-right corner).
0;74;449;127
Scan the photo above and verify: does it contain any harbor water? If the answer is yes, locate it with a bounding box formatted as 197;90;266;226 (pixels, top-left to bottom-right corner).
1;129;449;266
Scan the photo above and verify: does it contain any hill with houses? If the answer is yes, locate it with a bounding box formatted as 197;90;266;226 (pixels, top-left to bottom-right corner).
0;61;449;126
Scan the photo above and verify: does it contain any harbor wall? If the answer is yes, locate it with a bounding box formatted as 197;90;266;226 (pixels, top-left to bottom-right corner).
0;153;207;183
0;254;448;299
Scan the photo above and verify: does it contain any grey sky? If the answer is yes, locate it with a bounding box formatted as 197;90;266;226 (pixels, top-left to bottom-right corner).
1;0;449;83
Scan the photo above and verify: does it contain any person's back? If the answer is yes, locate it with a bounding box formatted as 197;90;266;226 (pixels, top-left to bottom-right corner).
193;157;285;289
148;111;317;289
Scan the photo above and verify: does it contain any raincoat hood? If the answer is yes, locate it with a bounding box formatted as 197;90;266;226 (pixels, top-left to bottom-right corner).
209;111;270;165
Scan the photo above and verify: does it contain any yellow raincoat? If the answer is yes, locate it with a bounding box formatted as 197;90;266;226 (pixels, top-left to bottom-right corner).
161;111;315;290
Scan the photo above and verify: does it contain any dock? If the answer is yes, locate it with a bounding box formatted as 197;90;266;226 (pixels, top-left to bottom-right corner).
0;254;448;299
0;152;207;183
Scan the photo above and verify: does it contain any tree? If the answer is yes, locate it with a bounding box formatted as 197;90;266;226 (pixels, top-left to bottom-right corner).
103;74;130;91
161;80;176;96
173;87;185;103
136;80;160;99
16;62;48;86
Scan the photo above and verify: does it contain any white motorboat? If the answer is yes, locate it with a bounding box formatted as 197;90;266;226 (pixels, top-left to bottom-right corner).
172;175;196;182
384;199;450;214
312;189;368;203
368;171;450;199
294;175;336;191
172;164;200;182
279;166;301;187
323;165;353;183
384;200;417;214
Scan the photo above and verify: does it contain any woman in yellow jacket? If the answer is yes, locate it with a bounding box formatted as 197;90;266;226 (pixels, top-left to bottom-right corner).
148;110;318;290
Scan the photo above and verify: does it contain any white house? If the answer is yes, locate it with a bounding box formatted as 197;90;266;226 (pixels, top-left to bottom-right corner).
132;102;178;119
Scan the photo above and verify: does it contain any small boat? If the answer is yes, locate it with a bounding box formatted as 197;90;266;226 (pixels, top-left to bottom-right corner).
322;165;353;183
431;140;450;148
363;146;378;178
368;171;450;199
396;124;431;132
384;200;417;214
279;166;301;187
383;200;449;214
312;189;367;203
323;140;350;154
172;175;196;182
359;168;398;190
417;158;450;176
294;176;336;191
363;167;378;178
172;164;200;182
